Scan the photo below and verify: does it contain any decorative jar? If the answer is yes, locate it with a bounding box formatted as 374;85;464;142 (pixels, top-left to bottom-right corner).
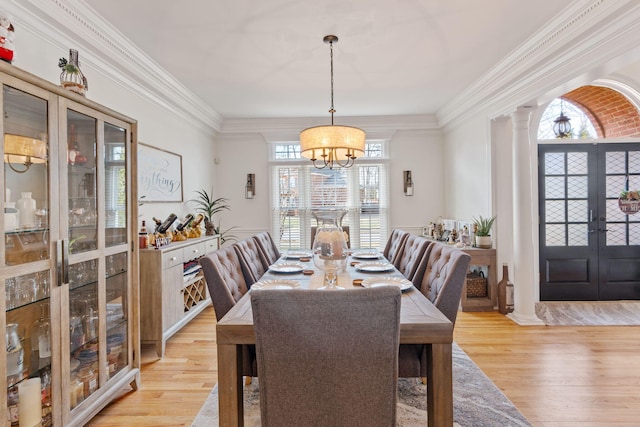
59;49;88;96
311;209;348;289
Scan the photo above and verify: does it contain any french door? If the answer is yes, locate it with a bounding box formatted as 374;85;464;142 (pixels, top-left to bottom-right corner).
539;143;640;300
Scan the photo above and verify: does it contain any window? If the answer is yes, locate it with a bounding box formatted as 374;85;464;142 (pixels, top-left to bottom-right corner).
270;141;389;250
538;98;597;140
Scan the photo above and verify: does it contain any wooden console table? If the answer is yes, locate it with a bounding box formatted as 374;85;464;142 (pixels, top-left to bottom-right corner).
460;247;497;312
139;235;220;356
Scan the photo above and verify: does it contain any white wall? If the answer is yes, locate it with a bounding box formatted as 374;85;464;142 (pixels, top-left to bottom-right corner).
388;129;444;235
215;128;447;241
443;115;492;223
7;4;218;227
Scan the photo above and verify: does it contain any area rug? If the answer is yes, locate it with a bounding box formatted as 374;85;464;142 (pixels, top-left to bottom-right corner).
192;343;530;427
535;301;640;326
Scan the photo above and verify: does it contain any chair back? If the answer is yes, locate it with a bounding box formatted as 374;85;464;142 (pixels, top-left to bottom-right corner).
251;287;401;427
310;225;351;249
233;238;268;286
253;231;281;265
395;234;431;283
383;229;409;265
416;242;471;324
199;246;249;321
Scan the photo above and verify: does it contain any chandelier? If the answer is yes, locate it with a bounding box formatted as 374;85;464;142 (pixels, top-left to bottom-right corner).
4;134;48;173
300;35;365;169
553;98;572;139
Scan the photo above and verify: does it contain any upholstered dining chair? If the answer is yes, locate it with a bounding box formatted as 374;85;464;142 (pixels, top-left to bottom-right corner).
233;237;269;287
398;242;471;379
199;247;258;378
251;287;401;427
394;234;432;285
383;229;409;265
253;231;281;265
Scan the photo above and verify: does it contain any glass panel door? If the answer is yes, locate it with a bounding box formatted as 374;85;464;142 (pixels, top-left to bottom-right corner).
67;110;97;254
3;84;54;426
104;123;127;247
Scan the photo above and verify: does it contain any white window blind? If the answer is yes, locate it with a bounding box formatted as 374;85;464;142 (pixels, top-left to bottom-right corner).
270;142;389;251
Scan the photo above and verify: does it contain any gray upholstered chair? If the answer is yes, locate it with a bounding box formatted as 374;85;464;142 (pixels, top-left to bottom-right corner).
383;229;409;265
398;242;471;379
251;287;401;427
199;247;258;378
253;231;281;265
394;234;432;284
233;237;268;287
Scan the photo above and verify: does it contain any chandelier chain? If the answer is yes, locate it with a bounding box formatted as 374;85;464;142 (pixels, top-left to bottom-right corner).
329;38;335;125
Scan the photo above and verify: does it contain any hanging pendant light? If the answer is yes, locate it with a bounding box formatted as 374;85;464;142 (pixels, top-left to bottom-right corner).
553;98;572;138
300;35;365;169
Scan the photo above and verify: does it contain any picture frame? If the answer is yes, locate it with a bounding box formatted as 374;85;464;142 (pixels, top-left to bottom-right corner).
137;143;183;202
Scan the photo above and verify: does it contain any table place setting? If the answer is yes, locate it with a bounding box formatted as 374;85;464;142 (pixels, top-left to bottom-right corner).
350;250;381;260
361;276;413;292
283;250;312;261
267;262;306;274
250;279;302;290
355;261;395;273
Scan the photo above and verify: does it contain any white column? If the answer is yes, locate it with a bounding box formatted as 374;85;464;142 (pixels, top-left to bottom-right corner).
508;107;544;325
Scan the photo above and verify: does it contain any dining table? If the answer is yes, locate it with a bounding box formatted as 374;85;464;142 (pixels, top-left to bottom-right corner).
215;249;454;427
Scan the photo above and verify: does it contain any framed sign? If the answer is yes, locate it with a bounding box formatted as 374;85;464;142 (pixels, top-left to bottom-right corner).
138;143;183;202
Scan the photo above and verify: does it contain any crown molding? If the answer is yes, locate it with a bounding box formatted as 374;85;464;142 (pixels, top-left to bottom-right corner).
438;0;640;130
222;114;438;133
9;0;223;133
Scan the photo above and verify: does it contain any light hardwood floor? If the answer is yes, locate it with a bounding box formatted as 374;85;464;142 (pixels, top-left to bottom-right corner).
89;306;640;427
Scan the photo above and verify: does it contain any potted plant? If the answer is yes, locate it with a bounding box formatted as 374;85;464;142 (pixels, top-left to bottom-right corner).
472;215;496;249
191;189;231;237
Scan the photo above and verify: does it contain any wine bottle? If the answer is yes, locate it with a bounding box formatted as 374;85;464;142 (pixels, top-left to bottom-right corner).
156;213;177;234
191;213;204;228
151;217;162;232
138;220;149;249
175;214;194;231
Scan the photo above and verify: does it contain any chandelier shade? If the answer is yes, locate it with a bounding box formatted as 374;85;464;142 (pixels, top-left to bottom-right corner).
4;134;47;173
300;35;365;169
300;124;365;167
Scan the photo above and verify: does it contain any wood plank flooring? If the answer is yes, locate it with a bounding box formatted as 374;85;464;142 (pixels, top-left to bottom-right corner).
89;307;640;427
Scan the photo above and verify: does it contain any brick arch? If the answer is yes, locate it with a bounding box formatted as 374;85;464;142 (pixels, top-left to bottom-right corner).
563;85;640;138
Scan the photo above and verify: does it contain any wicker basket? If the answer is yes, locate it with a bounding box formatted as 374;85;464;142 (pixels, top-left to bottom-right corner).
466;270;488;298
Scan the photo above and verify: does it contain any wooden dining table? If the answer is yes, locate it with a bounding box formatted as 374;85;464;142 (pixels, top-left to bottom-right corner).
215;251;454;427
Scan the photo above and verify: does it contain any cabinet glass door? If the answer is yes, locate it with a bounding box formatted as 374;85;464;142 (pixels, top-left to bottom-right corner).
67;110;97;254
104;123;129;378
4;85;54;425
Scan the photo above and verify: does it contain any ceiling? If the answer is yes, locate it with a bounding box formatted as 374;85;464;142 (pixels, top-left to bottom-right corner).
83;0;569;120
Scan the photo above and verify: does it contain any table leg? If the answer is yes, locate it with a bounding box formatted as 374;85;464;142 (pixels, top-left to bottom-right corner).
426;343;453;427
217;343;244;427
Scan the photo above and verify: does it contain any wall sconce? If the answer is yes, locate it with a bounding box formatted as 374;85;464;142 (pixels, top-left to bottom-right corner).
4;134;48;173
245;173;255;199
403;171;414;196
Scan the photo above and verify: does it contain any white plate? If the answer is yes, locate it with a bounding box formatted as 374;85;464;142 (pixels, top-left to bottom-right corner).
351;251;380;260
251;279;302;290
355;262;395;273
284;251;312;260
268;263;305;274
362;276;412;292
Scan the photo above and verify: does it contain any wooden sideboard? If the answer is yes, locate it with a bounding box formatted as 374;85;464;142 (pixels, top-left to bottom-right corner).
139;235;219;357
459;247;497;312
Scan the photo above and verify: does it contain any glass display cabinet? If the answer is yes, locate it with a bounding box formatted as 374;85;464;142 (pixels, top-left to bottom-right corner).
1;62;139;426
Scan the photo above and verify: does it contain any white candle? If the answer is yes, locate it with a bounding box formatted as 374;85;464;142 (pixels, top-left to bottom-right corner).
18;378;42;427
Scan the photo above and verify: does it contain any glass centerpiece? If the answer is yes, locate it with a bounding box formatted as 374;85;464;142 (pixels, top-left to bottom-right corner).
311;209;348;289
